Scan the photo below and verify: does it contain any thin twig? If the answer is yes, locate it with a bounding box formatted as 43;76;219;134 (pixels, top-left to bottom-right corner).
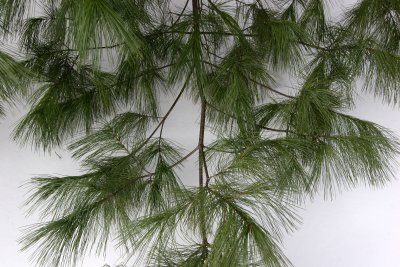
170;0;190;28
206;102;293;134
200;59;295;99
249;78;295;99
171;146;199;168
131;76;190;154
108;147;200;198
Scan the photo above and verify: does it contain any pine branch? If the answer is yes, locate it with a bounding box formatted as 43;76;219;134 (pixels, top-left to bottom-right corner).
131;77;189;155
57;44;122;52
207;102;294;134
201;59;294;99
191;0;210;262
97;146;199;202
250;79;295;99
199;98;209;187
14;1;400;266
170;0;190;28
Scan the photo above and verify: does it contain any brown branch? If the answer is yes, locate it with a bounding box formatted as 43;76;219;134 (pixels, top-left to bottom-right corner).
199;98;210;187
162;30;256;37
107;146;199;198
171;146;199;168
58;43;122;52
170;0;190;28
192;0;209;259
206;102;294;134
131;79;188;155
200;60;295;99
198;98;206;187
249;78;295;99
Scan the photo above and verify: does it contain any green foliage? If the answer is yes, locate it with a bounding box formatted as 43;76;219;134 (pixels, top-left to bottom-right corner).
125;184;297;267
14;58;121;149
0;50;30;115
250;4;307;68
0;0;398;266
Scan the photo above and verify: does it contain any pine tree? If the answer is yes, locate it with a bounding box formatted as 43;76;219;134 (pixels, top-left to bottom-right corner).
0;0;399;266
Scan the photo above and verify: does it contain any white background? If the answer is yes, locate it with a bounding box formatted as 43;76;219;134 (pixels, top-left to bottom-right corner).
1;0;400;266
